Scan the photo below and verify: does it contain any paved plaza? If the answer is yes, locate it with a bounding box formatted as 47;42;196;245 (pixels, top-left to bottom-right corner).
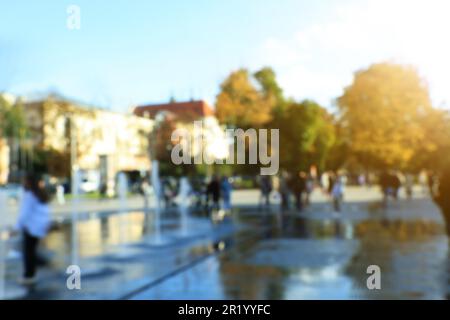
1;186;449;300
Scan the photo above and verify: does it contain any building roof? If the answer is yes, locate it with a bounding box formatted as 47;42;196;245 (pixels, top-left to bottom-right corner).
134;100;215;120
23;97;152;122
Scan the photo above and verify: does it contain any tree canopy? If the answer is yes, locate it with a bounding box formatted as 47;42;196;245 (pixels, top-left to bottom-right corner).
215;69;336;175
338;63;435;171
277;100;336;173
215;69;273;128
0;95;28;139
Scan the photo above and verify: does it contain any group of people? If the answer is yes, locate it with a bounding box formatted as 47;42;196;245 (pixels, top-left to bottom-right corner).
205;175;233;212
6;172;235;286
379;171;402;203
272;171;345;213
10;167;450;289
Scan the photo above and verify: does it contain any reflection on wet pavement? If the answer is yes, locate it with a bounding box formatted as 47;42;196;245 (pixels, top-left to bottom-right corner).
131;201;450;300
3;197;450;300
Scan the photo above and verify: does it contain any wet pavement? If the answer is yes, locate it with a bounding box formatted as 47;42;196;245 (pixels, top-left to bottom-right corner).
130;204;449;300
1;188;449;300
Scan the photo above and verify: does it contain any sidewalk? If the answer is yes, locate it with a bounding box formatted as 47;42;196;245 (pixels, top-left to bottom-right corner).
1;186;432;229
3;214;255;300
1;186;447;300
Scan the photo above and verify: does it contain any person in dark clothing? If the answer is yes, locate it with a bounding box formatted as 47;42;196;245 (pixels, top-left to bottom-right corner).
278;171;291;211
289;171;307;212
327;172;335;195
259;176;273;208
379;170;391;206
391;172;401;200
206;175;221;211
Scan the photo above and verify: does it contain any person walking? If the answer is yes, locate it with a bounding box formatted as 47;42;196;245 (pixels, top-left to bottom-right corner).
327;172;335;196
206;175;221;212
391;172;401;200
259;176;273;208
289;171;307;212
405;173;414;199
278;171;291;211
16;173;51;285
379;170;390;207
220;176;233;211
321;171;330;193
331;175;344;213
305;174;314;207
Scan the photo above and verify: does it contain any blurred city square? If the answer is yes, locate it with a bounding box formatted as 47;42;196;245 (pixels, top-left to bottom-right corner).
1;0;450;301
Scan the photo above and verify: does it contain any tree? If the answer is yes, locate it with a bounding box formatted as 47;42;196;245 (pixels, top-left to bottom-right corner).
325;122;349;172
215;69;272;128
338;63;433;170
0;95;29;181
254;67;286;114
278;100;336;173
413;108;450;172
0;95;28;140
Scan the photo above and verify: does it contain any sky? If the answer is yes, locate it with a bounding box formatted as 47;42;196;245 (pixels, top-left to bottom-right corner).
1;0;450;111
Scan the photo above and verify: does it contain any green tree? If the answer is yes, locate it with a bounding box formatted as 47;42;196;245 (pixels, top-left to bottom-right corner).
0;95;29;181
254;67;286;114
278;100;336;173
0;95;28;140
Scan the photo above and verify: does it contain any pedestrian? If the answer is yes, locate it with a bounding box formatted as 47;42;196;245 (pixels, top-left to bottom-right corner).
56;184;65;205
206;175;221;212
220;176;233;211
419;170;428;195
327;172;335;196
358;174;366;187
331;175;344;212
259;176;273;208
305;174;314;207
289;171;307;212
391;172;401;200
405;173;414;199
379;170;390;206
321;171;330;193
278;171;290;211
16;173;51;285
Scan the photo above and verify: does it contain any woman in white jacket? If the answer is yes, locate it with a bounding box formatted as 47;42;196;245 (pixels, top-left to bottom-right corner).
16;174;51;285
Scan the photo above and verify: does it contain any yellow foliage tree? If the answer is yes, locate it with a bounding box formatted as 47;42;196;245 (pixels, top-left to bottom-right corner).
215;69;272;128
338;62;433;170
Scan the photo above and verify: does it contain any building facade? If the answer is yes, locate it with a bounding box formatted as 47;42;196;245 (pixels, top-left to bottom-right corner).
134;100;229;165
24;98;154;195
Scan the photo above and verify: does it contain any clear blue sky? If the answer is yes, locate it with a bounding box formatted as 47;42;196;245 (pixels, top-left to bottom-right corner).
1;0;449;111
